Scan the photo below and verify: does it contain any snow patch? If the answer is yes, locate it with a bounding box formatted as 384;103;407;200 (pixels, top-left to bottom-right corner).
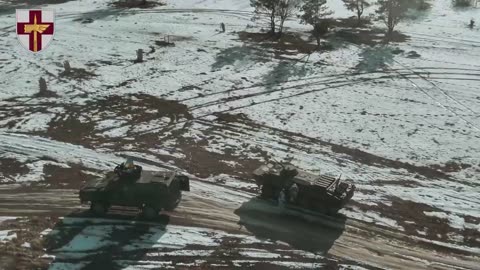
0;230;17;242
56;225;117;252
424;211;470;230
238;249;282;259
101;125;130;138
341;208;404;231
0;216;17;224
3;112;55;132
40;228;52;236
96;119;129;130
48;262;89;270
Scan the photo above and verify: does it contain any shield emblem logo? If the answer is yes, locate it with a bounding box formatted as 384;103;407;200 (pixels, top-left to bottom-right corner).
16;9;55;53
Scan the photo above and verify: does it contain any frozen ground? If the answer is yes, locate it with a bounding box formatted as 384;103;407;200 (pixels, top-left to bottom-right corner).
0;0;479;269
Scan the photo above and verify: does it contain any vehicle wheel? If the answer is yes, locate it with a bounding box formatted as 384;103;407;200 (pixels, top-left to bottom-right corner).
165;192;181;211
260;184;273;199
142;205;158;220
298;197;310;209
326;207;338;216
90;202;108;216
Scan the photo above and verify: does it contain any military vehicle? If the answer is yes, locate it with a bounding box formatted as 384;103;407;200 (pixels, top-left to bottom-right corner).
79;160;190;219
253;163;355;215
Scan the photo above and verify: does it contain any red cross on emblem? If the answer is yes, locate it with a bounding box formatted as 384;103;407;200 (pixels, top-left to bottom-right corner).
16;10;55;53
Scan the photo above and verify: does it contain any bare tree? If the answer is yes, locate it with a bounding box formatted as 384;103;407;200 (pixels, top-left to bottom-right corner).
300;0;332;46
251;0;279;34
342;0;370;26
277;0;301;35
376;0;409;35
300;0;332;26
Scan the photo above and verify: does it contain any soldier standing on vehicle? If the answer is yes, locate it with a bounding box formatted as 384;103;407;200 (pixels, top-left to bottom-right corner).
114;158;142;183
125;158;134;168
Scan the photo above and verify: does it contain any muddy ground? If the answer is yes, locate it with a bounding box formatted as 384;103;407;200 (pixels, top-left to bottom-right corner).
1;0;479;268
0;94;478;269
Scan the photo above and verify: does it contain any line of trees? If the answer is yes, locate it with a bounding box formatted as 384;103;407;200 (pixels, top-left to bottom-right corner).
251;0;423;38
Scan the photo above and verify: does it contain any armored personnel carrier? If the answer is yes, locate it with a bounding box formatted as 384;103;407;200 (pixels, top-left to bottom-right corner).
253;163;355;215
79;160;190;219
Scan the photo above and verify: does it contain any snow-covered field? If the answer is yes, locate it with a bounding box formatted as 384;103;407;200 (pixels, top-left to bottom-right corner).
0;0;479;269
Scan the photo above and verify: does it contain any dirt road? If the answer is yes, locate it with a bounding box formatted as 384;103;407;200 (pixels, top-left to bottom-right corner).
0;181;478;270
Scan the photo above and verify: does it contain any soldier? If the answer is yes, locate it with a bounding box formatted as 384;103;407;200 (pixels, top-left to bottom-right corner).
278;188;286;208
469;19;475;29
123;158;135;171
114;158;142;182
288;183;299;203
220;22;226;33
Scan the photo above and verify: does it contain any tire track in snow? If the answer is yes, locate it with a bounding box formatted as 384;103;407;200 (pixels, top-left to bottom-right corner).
131;68;480;136
389;62;480;132
396;61;480;116
0;133;478;269
188;71;480;111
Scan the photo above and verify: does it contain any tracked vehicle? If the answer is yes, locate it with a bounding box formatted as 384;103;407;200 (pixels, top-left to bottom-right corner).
253;163;355;215
79;160;190;219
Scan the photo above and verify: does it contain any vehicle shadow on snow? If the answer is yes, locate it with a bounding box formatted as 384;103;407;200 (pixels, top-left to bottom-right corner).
44;210;170;270
234;198;346;254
